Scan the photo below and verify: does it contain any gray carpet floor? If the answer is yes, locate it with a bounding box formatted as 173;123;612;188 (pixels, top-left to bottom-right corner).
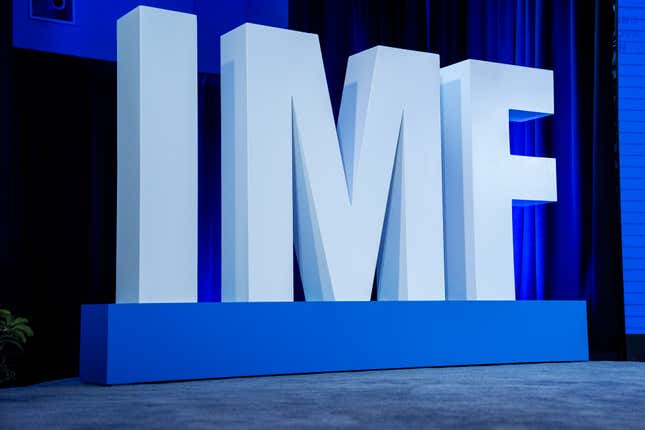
2;362;645;429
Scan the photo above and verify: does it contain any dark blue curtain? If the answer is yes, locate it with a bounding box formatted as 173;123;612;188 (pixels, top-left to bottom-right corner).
287;0;624;358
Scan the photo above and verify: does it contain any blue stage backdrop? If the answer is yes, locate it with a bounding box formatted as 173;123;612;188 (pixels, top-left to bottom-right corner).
0;0;623;384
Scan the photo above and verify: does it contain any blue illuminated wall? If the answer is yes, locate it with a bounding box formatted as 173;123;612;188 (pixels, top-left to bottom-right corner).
619;0;645;335
12;0;288;73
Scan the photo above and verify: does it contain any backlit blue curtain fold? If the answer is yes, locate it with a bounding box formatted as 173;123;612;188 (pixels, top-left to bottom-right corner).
198;74;222;302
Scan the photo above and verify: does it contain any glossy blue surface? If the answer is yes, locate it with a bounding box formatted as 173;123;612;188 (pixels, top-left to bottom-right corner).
80;301;588;385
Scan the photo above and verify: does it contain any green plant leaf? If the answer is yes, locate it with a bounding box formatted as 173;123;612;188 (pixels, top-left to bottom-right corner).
0;310;33;359
12;317;29;326
11;331;26;344
14;325;34;337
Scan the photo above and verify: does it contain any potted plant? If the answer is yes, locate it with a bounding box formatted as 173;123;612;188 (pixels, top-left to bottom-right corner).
0;309;33;385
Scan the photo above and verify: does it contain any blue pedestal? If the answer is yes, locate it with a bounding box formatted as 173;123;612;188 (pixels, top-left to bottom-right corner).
80;301;588;385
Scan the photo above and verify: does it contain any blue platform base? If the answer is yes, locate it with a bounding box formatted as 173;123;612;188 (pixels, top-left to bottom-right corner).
80;301;588;385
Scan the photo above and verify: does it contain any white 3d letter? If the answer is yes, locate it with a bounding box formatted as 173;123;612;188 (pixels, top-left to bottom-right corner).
221;24;445;301
116;7;198;303
440;60;557;300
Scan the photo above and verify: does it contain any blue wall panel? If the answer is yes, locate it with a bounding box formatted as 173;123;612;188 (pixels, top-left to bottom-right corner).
619;0;645;334
12;0;288;73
